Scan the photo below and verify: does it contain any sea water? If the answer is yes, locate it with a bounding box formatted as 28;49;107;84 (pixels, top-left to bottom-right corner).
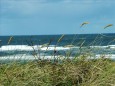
0;33;115;63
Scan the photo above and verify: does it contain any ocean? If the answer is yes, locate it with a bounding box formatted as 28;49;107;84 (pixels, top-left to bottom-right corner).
0;33;115;63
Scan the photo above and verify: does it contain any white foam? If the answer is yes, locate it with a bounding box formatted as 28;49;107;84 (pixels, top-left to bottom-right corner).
90;46;108;48
0;54;115;61
0;45;33;51
90;45;115;49
88;54;115;60
41;47;69;50
108;45;115;49
0;54;35;60
0;54;73;60
0;45;70;51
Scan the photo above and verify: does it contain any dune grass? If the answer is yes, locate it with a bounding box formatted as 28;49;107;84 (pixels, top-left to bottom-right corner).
0;58;115;86
0;27;115;85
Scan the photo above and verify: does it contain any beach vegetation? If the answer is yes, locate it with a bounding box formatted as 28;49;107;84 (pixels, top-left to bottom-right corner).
0;23;115;86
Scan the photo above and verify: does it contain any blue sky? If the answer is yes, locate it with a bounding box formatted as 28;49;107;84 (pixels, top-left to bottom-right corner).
0;0;115;35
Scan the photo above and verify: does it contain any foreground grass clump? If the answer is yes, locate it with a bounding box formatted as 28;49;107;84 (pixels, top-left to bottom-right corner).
0;59;115;86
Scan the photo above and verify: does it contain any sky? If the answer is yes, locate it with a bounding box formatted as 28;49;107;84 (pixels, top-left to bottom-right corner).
0;0;115;35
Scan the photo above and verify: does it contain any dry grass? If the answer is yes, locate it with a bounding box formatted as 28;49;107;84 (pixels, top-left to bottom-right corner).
0;58;115;86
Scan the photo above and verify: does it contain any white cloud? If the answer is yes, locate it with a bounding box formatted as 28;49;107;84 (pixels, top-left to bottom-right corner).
1;0;45;15
0;0;115;35
1;0;115;18
1;0;94;15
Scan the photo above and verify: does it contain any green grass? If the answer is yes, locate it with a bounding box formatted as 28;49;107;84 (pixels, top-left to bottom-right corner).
0;58;115;86
1;31;115;86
